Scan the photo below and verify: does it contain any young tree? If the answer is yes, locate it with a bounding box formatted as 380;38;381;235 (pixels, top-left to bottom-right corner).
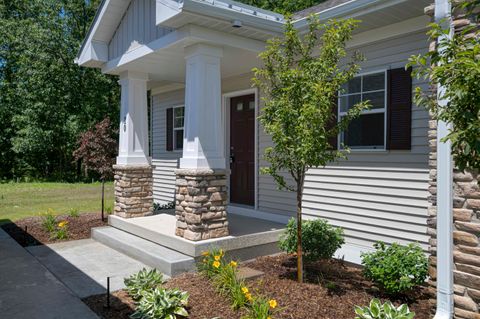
253;17;369;283
408;2;480;173
73;117;118;220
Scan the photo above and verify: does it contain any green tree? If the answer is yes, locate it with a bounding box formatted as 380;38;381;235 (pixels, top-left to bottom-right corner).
252;16;368;282
237;0;327;14
0;0;119;180
408;2;480;173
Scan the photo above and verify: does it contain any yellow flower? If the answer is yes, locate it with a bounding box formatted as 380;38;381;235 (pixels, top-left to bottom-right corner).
241;287;249;294
201;251;209;256
58;221;68;228
269;299;277;309
213;261;220;268
267;317;271;319
202;258;207;263
245;293;253;302
229;261;238;267
214;255;221;261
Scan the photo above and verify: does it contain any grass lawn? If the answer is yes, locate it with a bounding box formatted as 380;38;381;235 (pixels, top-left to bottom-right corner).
0;182;114;224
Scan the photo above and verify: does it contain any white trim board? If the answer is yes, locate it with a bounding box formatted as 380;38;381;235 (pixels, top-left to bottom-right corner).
222;88;259;210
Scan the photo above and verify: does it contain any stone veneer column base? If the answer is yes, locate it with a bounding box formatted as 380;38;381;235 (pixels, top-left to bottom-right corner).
113;165;153;218
174;168;229;241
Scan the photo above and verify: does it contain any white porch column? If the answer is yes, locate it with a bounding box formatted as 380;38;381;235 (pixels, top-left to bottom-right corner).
113;71;153;218
117;71;150;165
174;44;229;241
180;44;225;169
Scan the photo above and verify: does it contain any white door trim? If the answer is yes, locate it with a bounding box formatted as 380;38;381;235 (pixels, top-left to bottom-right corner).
222;88;259;210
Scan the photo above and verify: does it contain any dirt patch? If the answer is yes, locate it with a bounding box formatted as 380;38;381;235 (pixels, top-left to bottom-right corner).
83;254;433;319
1;212;107;246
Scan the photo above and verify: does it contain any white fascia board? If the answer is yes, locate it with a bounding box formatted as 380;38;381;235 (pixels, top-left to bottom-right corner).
293;0;409;30
76;0;110;66
156;0;284;34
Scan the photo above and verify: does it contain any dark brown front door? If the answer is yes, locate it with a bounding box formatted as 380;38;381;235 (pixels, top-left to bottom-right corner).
230;94;255;206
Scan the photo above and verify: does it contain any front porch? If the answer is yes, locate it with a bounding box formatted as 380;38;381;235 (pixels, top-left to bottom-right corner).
92;212;285;276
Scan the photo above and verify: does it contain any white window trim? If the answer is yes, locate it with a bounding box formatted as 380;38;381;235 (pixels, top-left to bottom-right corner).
172;105;185;151
337;69;388;152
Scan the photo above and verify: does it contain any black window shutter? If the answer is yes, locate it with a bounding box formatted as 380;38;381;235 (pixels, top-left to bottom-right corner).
166;108;173;151
387;67;412;150
327;95;338;150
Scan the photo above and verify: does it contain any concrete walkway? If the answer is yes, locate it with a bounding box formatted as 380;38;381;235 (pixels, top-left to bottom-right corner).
0;229;98;319
27;239;150;298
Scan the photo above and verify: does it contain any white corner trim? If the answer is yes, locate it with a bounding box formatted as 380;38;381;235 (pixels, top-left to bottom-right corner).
434;0;454;318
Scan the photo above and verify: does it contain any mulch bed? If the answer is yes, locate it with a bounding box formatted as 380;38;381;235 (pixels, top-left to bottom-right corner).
82;254;433;319
1;212;107;247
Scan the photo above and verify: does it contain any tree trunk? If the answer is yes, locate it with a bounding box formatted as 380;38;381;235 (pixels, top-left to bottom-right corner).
296;177;304;283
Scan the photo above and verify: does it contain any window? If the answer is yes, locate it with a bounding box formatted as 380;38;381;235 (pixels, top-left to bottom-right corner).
173;106;184;150
338;71;386;150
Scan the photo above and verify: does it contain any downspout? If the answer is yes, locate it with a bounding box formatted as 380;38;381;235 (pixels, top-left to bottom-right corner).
433;0;454;318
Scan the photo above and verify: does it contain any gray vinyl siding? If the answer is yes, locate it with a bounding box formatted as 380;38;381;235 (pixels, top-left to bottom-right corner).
150;29;430;254
108;0;173;60
151;90;183;204
258;29;431;251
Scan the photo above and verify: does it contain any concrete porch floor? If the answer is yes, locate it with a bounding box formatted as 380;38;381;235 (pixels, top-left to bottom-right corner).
108;212;286;259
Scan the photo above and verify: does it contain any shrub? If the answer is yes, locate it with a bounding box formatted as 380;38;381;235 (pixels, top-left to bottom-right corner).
41;210;57;233
124;268;165;300
354;298;415;319
68;208;80;218
130;287;189;319
361;242;428;295
279;218;345;261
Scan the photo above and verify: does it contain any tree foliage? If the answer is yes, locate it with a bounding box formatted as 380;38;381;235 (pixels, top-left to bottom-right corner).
73;117;118;180
252;16;368;281
408;3;480;172
237;0;327;14
0;0;119;180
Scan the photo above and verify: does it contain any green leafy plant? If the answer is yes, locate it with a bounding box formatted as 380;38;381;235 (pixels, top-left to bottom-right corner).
354;298;415;319
124;268;165;300
361;242;428;295
51;220;69;240
253;15;368;282
41;210;57;233
105;205;113;215
243;295;278;319
407;3;480;174
68;208;80;218
279;218;345;262
130;287;189;319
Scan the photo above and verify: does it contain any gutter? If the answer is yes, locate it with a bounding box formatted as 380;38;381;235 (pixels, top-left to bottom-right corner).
433;0;454;318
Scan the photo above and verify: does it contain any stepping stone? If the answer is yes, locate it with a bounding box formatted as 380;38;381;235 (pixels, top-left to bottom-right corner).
236;267;264;281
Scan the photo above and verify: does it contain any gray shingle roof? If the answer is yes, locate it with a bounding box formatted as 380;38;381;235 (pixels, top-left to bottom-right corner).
293;0;354;19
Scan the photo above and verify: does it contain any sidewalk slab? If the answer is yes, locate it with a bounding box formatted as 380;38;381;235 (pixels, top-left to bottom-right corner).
27;239;151;298
0;228;98;319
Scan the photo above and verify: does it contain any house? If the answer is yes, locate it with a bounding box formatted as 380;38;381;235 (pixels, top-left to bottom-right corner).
77;0;479;317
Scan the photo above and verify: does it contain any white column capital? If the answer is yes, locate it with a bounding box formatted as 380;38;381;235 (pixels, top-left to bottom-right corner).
184;43;223;60
118;70;149;82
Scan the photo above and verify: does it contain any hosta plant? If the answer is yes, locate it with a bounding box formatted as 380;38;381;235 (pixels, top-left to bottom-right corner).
130;287;189;319
361;242;428;295
124;268;165;300
354;298;415;319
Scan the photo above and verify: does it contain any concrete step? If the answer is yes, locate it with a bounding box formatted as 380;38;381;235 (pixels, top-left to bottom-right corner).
91;226;195;277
